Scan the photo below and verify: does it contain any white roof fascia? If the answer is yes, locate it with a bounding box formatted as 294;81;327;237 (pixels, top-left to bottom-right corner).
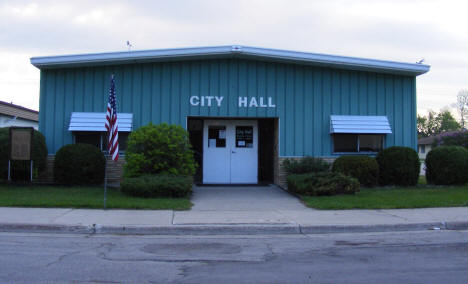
31;46;233;68
330;115;392;134
31;45;430;76
240;46;429;75
68;112;133;132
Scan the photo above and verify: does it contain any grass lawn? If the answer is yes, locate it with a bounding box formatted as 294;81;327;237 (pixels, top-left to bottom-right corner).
301;179;468;210
0;184;192;210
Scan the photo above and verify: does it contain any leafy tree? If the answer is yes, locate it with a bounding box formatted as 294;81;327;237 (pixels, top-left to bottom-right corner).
455;90;468;128
437;131;468;149
417;115;428;138
439;110;461;132
417;110;461;137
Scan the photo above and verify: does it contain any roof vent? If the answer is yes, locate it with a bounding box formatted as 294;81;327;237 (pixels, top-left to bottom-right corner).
231;45;243;53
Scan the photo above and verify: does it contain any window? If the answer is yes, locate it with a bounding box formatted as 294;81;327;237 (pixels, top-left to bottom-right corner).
236;126;253;148
359;134;383;152
118;132;129;151
333;134;358;152
208;126;226;148
419;145;425;154
104;132;129;152
74;132;129;152
333;134;384;153
74;132;101;149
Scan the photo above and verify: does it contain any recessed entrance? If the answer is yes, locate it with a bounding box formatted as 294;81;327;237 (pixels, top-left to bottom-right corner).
203;120;258;184
188;117;277;185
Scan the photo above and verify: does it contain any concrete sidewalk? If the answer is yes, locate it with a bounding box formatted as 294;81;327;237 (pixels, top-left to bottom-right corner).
1;206;467;235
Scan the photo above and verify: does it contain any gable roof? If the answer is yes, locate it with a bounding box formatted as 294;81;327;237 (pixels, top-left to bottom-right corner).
31;45;430;76
418;130;468;145
0;101;38;122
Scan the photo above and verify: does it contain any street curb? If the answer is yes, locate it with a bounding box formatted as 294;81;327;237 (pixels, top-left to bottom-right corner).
0;223;91;234
95;224;301;235
1;221;468;235
299;222;448;234
445;221;468;230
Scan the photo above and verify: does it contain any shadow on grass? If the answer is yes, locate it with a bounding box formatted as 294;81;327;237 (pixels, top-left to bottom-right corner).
301;181;468;210
0;184;192;210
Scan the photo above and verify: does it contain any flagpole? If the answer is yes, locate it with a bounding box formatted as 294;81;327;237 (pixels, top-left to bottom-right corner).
104;74;117;210
103;151;108;210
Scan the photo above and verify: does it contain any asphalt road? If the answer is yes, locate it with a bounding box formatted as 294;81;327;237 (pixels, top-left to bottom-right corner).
0;230;467;283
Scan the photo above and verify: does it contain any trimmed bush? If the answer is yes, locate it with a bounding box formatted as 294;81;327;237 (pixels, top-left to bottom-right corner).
376;146;420;186
124;123;196;178
120;175;193;198
287;172;359;196
435;131;468;149
54;143;106;185
0;127;48;181
282;156;330;175
425;146;468;185
332;156;379;187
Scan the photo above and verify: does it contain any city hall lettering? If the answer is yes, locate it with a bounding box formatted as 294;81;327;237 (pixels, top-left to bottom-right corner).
189;96;276;108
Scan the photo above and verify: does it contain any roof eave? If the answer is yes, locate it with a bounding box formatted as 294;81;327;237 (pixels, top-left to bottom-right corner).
240;46;429;76
30;45;430;76
30;46;235;68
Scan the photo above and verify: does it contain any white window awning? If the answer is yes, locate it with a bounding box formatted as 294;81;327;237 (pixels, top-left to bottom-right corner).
68;112;133;132
330;115;392;134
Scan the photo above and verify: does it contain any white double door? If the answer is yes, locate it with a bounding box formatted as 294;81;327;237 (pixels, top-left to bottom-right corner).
203;120;258;184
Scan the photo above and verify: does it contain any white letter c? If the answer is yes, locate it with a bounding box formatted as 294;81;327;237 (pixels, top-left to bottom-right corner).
190;96;200;106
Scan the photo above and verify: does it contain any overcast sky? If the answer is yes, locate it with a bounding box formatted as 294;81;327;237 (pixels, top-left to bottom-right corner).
1;0;467;118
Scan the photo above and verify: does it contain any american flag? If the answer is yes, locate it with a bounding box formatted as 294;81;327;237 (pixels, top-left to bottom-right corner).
105;75;119;161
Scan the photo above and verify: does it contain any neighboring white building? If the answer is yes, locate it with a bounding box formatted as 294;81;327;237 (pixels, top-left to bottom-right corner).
417;137;433;160
0;101;38;129
417;130;468;175
418;130;468;160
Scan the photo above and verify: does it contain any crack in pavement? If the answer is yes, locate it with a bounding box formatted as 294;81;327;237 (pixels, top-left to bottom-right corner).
263;242;277;262
71;280;121;284
95;242;259;264
51;208;75;223
377;210;410;222
45;249;83;268
97;256;259;264
46;242;116;268
274;209;300;225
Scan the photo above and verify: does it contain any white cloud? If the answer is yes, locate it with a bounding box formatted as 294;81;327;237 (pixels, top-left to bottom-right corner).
0;0;466;118
6;2;39;17
0;51;39;109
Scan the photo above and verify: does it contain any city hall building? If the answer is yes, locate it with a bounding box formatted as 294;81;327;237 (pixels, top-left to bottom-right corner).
31;45;430;186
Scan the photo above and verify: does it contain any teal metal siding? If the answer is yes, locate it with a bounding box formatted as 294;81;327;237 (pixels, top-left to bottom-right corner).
39;58;417;155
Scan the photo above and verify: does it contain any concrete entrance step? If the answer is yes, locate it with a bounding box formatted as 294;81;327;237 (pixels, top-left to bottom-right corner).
191;185;308;211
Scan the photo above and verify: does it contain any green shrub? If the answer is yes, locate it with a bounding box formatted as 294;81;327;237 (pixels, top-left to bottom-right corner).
120;175;193;198
54;143;106;185
376;146;420;186
332;156;379;187
282;156;330;175
124;123;196;178
287;172;359;196
0;127;48;181
436;131;468;149
425;146;468;185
